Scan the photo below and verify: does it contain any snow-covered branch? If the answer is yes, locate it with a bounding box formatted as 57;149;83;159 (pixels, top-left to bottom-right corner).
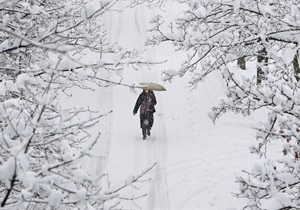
0;0;158;209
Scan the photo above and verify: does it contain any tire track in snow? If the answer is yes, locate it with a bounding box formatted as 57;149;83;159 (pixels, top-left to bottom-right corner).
91;3;171;209
146;100;170;210
130;2;154;175
94;84;113;180
92;4;124;183
84;77;113;182
133;4;171;210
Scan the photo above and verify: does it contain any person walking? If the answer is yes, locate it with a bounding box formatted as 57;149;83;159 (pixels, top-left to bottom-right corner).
133;89;157;140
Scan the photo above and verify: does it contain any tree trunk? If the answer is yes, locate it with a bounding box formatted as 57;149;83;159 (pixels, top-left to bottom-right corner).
293;53;300;81
238;56;246;70
257;47;268;84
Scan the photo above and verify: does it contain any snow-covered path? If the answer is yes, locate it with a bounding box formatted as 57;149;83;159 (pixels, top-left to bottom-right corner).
93;4;171;210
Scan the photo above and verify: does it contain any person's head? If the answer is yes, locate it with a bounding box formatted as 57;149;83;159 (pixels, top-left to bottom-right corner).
143;89;149;94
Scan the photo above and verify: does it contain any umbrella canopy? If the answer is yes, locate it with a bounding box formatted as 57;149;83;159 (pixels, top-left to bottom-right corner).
139;82;166;91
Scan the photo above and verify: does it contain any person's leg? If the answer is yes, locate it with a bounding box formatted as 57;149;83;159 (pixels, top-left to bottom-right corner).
147;113;154;136
140;114;147;139
142;128;147;139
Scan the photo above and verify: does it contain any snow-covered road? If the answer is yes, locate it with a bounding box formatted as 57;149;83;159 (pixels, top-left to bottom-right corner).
93;3;171;209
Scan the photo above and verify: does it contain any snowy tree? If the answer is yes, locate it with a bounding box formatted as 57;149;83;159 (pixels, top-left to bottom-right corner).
147;0;300;209
128;0;166;8
0;0;155;209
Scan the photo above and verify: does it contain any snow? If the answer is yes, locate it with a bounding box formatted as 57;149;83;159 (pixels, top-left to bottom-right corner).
83;0;101;19
48;189;63;208
282;47;297;65
258;2;275;16
261;193;294;209
194;5;208;17
0;157;15;181
65;3;269;210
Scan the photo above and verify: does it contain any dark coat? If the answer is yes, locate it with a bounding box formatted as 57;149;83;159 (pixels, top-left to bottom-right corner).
133;90;157;129
133;90;157;115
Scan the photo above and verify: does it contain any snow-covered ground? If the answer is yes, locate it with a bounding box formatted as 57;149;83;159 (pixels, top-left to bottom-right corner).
71;3;268;209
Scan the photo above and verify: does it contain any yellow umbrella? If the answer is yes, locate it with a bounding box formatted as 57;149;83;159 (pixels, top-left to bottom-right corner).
139;82;166;91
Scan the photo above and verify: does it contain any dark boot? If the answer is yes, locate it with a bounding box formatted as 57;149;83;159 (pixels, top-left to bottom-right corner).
142;128;147;140
147;128;151;136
